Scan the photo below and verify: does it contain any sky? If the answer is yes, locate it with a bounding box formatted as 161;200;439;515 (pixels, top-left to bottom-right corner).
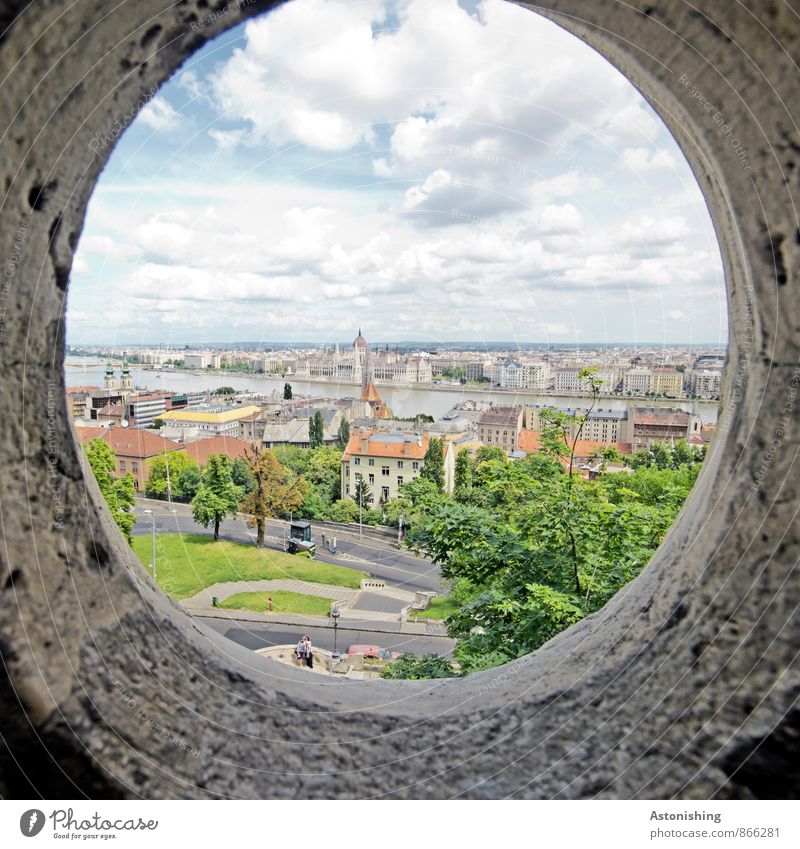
67;0;727;348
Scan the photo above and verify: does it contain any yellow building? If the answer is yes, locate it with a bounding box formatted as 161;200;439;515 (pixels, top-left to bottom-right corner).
651;368;684;397
157;404;261;438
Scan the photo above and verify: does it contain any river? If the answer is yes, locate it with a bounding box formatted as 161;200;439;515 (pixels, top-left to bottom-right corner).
65;360;720;423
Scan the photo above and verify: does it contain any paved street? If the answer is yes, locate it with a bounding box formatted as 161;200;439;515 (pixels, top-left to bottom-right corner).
198;615;455;657
132;497;443;594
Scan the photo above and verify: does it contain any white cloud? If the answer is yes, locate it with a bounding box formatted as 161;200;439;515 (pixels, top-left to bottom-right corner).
538;203;583;234
621;146;678;173
138;96;181;132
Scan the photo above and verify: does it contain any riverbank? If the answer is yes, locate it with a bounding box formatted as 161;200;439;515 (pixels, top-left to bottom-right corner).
65;359;720;422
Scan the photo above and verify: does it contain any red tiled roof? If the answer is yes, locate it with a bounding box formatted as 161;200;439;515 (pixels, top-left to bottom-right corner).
182;435;253;466
634;407;690;426
518;429;632;457
342;430;428;461
75;426;182;458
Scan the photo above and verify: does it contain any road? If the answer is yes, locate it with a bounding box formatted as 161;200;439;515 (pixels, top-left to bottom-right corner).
132;498;442;594
198;615;455;657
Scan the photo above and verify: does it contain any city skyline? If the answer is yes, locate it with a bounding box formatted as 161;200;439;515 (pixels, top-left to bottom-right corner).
68;0;727;347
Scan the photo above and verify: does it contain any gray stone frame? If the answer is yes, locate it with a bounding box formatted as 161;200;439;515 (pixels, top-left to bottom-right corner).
0;0;798;798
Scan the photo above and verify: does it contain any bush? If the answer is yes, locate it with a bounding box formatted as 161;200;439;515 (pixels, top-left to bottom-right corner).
381;653;456;680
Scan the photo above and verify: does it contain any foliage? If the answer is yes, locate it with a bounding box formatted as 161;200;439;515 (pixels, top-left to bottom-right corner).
327;498;360;523
474;445;507;465
336;418;351;450
381;653;456;679
130;533;365;599
351;475;374;508
240;446;307;546
190;454;242;541
382;496;413;528
629;440;706;470
213;386;235;395
271;445;310;476
453;449;473;500
309;410;325;448
231;456;256;495
145;451;198;499
407;424;703;673
283;382;293;400
177;464;202;499
84;438;136;543
421;436;445;492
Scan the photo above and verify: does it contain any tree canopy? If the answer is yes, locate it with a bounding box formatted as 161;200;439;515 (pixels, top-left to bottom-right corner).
84;438;136;543
190;454;242;541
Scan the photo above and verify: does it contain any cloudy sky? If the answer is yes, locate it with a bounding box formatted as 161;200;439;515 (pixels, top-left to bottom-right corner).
68;0;727;347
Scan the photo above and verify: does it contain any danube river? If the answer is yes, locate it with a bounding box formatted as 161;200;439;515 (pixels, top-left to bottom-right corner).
65;360;720;423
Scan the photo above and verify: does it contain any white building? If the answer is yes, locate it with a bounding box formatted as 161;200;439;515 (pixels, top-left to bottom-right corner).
623;368;654;395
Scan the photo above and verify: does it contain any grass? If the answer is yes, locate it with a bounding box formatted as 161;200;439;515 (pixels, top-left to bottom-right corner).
218;591;333;617
131;533;365;600
410;596;457;621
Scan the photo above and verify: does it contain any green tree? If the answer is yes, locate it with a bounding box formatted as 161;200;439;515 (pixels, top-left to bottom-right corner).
305;446;342;505
177;464;201;500
231;456;256;495
240;446;307;547
421;436;445;492
327;498;359;523
309;410;325;448
474;445;507;465
336;418;351;450
352;475;374;509
84;438;136;543
213;386;235;395
453;449;473;499
283;382;293;400
190;454;242;541
381;653;455;679
145;451;198;499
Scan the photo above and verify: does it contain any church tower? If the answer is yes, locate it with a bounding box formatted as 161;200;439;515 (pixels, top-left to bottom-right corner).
120;359;134;391
103;361;117;391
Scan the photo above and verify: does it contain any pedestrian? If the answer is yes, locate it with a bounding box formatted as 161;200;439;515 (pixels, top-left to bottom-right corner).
295;636;305;667
303;635;314;669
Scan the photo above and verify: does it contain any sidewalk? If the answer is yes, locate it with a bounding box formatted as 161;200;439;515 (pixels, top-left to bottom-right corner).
181;578;360;610
192;606;449;637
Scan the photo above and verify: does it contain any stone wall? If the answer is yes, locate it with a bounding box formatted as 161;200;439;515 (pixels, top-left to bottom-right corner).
0;0;798;798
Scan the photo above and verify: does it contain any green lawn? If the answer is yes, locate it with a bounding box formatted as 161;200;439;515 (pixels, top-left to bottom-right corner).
410;596;457;621
131;533;365;600
219;591;333;617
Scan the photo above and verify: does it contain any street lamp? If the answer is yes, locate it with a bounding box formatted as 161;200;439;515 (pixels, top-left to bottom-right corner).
398;514;404;545
143;508;156;581
358;484;363;541
331;606;341;661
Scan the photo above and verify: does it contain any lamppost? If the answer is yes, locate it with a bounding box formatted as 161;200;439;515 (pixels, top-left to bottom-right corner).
398;514;404;545
358;484;363;541
331;605;341;661
143;508;156;581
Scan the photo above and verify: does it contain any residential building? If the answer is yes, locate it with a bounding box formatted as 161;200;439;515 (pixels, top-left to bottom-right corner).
525;405;633;444
157;403;261;438
631;407;702;451
623;367;654;395
477;405;524;453
650;368;684;397
75;427;182;492
689;369;722;398
341;428;430;502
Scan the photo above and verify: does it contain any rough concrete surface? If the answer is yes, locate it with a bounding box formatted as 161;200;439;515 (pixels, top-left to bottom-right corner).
0;0;798;798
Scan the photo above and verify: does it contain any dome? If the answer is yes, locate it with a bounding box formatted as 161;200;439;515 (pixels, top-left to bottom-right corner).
353;327;367;349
